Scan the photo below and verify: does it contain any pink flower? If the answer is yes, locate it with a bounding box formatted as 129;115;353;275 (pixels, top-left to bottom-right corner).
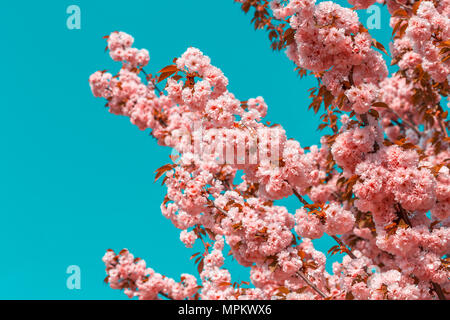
345;84;378;114
91;27;449;301
324;202;355;235
180;230;198;248
295;208;324;239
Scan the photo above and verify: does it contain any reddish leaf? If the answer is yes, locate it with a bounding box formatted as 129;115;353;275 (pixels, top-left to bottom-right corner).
197;258;204;274
158;71;176;83
158;65;178;73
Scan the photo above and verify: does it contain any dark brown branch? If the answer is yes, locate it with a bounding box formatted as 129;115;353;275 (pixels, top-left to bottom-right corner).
292;188;309;206
432;282;446;301
348;66;355;87
360;114;369;126
396;203;412;228
438;118;449;139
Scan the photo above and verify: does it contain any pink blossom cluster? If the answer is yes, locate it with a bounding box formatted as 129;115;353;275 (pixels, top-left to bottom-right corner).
345;83;379;114
102;249;198;300
198;236;268;299
90;16;449;300
376;74;443;143
331;121;382;173
107;31;150;68
217;193;295;266
388;1;450;83
90;36;323;205
378;75;417;140
404;1;450;83
330;251;434;299
271;0;388;114
90;33;336;299
433;166;450;220
354;145;437;221
295;202;355;239
249;239;329;300
348;144;450;286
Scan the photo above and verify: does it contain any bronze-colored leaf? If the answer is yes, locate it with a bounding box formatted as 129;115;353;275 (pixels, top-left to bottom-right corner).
158;65;178;73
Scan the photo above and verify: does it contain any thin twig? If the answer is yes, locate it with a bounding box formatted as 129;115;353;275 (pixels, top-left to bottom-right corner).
207;198;229;216
296;271;328;299
141;68;162;94
331;235;357;259
159;292;173;300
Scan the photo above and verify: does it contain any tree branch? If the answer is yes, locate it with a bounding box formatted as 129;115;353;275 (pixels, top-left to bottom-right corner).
296;271;329;299
431;282;446;301
292;187;309;206
159;292;173;300
331;235;357;259
141;68;162;94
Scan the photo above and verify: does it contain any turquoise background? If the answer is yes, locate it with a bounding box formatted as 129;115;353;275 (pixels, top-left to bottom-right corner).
0;1;392;299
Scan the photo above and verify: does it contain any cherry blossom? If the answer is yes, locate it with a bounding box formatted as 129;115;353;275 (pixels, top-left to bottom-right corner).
89;0;449;300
